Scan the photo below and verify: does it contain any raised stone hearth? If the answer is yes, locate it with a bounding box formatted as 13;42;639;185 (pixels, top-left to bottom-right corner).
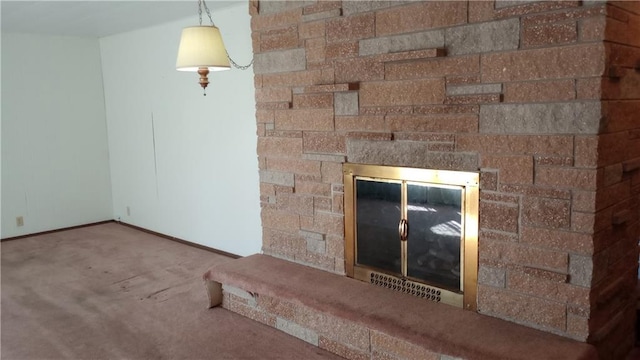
217;1;640;359
204;254;598;360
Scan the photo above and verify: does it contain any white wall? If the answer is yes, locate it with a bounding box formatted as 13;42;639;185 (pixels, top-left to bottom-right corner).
99;4;261;256
1;33;113;238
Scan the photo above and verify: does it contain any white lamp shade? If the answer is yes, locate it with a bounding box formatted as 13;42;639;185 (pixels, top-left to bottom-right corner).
176;26;231;72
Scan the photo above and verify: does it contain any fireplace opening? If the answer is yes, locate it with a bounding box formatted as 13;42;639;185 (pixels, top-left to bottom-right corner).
343;164;479;310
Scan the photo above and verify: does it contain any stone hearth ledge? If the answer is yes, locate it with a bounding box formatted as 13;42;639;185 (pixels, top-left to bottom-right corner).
203;254;597;360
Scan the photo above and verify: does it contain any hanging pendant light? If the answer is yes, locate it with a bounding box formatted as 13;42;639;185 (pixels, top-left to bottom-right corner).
176;26;230;93
176;0;253;96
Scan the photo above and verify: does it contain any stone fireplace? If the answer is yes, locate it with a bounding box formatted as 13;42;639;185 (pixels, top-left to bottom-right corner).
211;1;640;359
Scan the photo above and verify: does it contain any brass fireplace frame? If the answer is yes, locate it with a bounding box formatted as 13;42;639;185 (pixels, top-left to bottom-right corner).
343;163;479;311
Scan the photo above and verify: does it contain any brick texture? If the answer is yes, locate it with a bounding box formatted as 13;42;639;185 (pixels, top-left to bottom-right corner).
479;103;601;135
275;109;334;131
445;18;520;55
503;80;575;103
359;79;445;107
375;1;467;36
387;114;478;133
386;55;480;80
371;331;439;360
326;13;374;42
481;155;534;185
359;30;444;56
481;44;605;82
478;285;567;331
254;48;306;74
522;22;578;47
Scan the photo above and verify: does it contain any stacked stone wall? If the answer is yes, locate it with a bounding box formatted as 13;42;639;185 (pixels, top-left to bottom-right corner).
249;1;639;357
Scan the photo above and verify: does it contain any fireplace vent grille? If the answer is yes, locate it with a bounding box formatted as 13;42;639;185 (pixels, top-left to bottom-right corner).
370;272;441;303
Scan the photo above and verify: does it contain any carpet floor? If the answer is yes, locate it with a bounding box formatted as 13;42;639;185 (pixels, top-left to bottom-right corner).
1;222;342;359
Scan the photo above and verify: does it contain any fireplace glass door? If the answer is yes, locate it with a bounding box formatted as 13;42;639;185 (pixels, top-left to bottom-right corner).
355;179;402;275
344;164;479;310
406;183;462;291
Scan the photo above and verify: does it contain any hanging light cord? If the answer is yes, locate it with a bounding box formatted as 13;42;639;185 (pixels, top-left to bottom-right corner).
197;0;253;70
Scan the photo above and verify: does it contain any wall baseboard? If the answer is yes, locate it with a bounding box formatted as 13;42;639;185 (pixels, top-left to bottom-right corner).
1;220;115;242
2;220;242;260
117;221;241;259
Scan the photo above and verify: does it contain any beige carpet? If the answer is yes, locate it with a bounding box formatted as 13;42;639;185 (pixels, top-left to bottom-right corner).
1;223;342;359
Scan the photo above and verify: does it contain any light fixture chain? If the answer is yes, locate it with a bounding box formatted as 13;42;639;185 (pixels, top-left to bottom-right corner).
201;0;253;70
226;52;254;70
202;0;216;26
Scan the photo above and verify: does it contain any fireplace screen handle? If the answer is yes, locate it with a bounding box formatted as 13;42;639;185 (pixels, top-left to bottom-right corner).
398;219;408;241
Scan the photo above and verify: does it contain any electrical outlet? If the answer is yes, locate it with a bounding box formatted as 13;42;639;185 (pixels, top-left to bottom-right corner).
16;216;24;227
126;206;130;216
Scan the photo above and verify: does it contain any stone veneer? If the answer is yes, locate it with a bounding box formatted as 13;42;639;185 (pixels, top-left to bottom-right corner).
245;1;639;358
